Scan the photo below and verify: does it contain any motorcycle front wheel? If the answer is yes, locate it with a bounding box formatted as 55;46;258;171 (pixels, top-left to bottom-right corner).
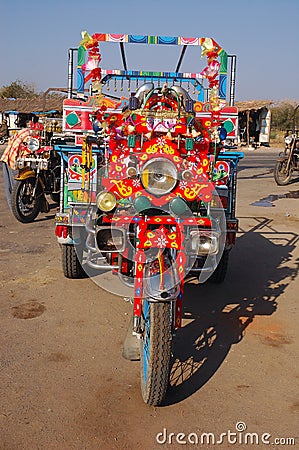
11;178;42;223
140;300;172;406
274;159;293;185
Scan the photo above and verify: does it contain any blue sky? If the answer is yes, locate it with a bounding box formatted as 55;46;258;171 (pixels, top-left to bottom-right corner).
1;0;299;102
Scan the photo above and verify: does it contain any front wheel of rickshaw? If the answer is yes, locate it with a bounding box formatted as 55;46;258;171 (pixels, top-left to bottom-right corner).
140;300;172;406
274;160;293;185
11;178;42;223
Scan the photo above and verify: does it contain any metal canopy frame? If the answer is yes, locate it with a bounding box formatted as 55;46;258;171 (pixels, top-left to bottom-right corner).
67;32;236;105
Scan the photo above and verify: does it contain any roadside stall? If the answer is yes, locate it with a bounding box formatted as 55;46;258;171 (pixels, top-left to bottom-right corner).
0;97;64;136
236;100;272;148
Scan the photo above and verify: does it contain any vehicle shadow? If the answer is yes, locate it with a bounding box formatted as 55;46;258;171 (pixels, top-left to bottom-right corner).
34;214;56;222
165;217;299;405
238;169;274;180
33;202;58;222
289;175;299;184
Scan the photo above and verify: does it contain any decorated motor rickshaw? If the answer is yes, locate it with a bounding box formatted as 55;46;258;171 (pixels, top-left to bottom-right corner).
54;31;243;405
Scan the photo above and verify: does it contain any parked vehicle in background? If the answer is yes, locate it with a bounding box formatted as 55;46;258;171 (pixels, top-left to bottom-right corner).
8;121;61;222
0;118;9;145
274;104;299;185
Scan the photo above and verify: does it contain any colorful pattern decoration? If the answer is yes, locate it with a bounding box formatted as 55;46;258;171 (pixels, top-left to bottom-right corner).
101;69;204;79
213;160;230;185
194;104;238;140
100;137;215;205
83;33;221;46
143;226;182;250
65;153;97;205
102;215;212;227
63;96;128;133
133;249;146;318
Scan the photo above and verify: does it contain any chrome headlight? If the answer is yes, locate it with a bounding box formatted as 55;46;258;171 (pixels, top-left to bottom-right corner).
141;158;177;196
27;138;40;152
190;231;219;255
96;227;125;252
96;191;116;212
285;135;293;145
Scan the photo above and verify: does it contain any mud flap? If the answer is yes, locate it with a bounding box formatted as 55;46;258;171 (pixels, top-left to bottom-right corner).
122;317;140;361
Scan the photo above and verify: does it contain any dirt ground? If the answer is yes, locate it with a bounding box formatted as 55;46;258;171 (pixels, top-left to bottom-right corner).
0;145;298;450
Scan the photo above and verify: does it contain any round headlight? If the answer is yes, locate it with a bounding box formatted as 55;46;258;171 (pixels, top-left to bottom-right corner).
141;158;177;196
27;138;40;152
96;191;116;211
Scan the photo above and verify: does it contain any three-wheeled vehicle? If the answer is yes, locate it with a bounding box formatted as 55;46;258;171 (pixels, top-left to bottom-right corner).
54;31;243;405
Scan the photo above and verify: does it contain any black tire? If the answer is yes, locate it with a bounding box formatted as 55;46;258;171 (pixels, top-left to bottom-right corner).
140;300;172;406
209;250;229;284
61;244;85;279
274;160;293;185
11;178;41;223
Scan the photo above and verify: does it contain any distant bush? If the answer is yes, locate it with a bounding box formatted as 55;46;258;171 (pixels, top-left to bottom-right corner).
0;79;38;99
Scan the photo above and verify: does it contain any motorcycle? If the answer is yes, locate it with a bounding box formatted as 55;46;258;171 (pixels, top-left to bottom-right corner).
55;31;243;405
12;132;61;223
274;105;299;185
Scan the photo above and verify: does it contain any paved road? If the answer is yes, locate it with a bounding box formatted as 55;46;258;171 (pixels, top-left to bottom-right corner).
0;146;298;449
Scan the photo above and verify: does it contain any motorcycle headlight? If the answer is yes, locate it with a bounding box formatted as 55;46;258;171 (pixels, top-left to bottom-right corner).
96;191;116;212
141;158;177;196
27;138;40;152
17;159;24;169
285;135;293;145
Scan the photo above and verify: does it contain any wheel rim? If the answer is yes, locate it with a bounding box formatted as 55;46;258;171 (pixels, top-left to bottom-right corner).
18;180;38;216
142;300;150;383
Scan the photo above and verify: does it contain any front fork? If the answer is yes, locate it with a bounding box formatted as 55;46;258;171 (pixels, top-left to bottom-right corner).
132;248;185;336
15;167;44;198
283;141;296;173
32;168;42;197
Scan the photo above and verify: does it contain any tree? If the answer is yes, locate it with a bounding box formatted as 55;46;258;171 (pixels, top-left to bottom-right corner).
271;100;298;131
0;79;38;99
